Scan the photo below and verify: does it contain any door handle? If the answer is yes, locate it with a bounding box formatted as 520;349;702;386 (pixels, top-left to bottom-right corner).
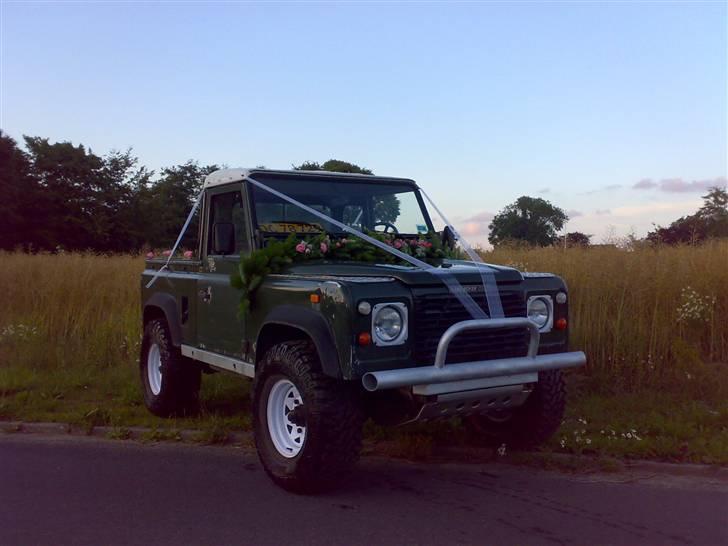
200;286;212;303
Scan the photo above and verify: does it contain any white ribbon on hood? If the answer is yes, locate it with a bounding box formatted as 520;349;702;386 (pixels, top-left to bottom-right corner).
419;188;505;318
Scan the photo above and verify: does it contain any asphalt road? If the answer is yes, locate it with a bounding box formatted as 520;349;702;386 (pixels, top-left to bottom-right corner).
1;434;726;546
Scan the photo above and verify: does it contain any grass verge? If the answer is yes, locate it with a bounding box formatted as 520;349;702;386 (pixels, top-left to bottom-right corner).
2;359;725;464
0;360;252;445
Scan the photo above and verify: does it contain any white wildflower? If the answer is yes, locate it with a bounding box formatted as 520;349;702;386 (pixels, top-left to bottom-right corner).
676;287;715;325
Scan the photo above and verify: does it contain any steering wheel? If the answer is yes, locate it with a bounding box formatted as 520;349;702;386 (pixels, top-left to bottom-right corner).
373;222;399;234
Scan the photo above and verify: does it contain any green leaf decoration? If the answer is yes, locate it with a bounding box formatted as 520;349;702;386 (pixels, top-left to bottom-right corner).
231;231;459;313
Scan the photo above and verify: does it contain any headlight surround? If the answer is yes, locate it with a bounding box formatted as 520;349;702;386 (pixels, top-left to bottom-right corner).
527;295;553;332
371;302;408;346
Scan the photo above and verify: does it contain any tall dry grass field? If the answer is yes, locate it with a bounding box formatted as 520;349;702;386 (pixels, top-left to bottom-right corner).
2;252;143;374
1;243;727;394
483;241;728;391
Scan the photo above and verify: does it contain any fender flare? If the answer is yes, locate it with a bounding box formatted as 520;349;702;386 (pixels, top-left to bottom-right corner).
143;293;183;347
258;305;341;379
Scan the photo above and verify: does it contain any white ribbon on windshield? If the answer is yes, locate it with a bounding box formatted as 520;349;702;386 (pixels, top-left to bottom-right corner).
145;190;204;289
419;188;505;318
246;176;495;320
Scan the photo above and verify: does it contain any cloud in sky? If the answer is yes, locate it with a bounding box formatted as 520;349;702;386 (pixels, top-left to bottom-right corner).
595;209;611;215
538;187;550;194
566;209;583;218
611;199;703;217
632;176;726;193
579;184;623;196
633;178;657;189
459;211;495;237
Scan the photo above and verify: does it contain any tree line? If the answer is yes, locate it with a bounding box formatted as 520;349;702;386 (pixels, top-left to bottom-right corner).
1;130;725;252
486;189;728;247
0;133;386;252
0;131;218;252
645;188;728;245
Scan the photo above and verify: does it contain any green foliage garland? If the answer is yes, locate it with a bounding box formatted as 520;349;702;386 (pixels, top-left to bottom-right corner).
231;231;454;314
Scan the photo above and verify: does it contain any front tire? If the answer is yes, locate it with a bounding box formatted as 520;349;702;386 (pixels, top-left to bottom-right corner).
139;318;201;417
467;369;566;448
253;340;364;493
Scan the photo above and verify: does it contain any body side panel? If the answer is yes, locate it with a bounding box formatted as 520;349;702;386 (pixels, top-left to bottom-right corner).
141;265;203;347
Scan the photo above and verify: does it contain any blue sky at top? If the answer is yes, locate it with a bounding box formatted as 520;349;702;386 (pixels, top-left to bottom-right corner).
1;1;726;244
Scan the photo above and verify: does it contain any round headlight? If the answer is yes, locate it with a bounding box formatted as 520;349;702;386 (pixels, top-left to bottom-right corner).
528;298;550;329
373;306;403;342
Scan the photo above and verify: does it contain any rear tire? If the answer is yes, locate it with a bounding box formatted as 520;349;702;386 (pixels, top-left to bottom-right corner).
467;369;566;448
253;340;364;493
140;318;201;417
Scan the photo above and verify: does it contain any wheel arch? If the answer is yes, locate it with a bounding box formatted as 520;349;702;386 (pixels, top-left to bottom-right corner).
143;293;183;347
256;305;341;379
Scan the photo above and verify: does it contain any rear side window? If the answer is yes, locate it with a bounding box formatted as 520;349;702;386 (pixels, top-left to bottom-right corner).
207;190;249;254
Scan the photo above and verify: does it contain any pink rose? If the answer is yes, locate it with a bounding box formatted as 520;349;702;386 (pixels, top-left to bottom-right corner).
422;241;432;248
335;242;341;248
393;240;404;249
162;250;172;257
295;242;307;253
146;251;155;259
183;250;193;259
320;242;328;253
409;239;418;246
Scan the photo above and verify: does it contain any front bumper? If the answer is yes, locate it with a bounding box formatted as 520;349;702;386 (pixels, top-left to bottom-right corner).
361;318;586;392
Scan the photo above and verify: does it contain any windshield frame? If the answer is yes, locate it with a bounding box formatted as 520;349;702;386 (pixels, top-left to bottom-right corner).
246;173;436;241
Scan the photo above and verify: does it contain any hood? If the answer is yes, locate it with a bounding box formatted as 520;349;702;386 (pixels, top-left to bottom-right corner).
283;259;523;286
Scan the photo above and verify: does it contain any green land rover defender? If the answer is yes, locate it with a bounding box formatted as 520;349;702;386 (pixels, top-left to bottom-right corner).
140;169;586;492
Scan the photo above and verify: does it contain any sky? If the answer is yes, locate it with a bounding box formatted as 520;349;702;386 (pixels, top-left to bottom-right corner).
1;1;726;246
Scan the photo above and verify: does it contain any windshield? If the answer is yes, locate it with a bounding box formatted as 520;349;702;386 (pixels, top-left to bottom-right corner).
250;176;432;236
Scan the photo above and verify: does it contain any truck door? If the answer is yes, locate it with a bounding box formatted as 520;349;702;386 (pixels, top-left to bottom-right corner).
196;183;252;358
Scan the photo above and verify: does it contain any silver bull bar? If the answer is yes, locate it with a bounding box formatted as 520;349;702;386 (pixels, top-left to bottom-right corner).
361;318;586;392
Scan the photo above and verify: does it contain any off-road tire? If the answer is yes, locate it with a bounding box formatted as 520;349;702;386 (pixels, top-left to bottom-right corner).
467;369;566;449
140;318;201;417
253;340;364;493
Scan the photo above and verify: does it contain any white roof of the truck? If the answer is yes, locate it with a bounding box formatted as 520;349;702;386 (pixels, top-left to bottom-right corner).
203;168;416;189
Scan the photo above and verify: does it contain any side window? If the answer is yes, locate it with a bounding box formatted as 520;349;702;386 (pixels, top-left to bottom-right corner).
207;190;249;255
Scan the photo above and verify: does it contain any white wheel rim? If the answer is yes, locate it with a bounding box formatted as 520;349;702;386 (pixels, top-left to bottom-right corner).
147;343;162;396
266;379;306;458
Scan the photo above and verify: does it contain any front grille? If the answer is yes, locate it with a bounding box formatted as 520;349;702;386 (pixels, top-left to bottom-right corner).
411;286;528;365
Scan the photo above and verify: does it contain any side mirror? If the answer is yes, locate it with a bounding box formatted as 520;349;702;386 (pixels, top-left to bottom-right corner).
442;225;456;249
212;222;235;255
